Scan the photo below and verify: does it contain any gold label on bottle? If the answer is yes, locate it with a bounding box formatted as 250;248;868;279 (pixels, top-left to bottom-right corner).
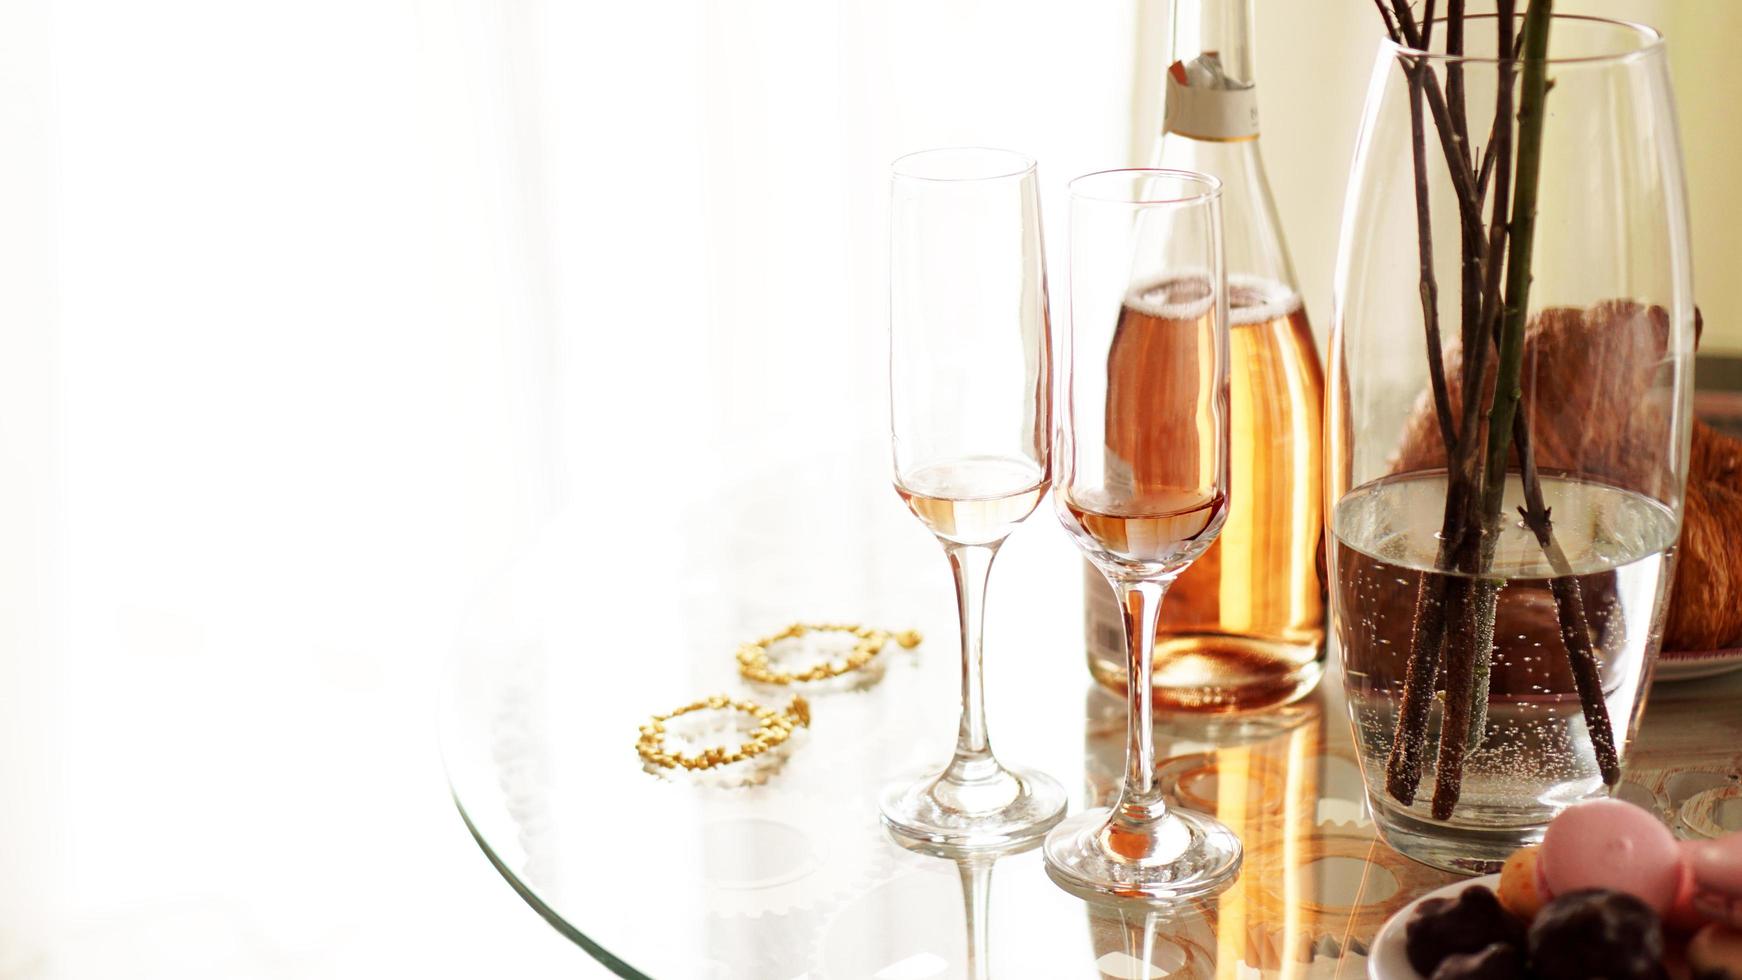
1163;62;1259;142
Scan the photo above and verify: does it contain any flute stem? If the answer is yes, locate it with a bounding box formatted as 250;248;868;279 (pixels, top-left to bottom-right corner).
1111;578;1170;829
943;542;1000;783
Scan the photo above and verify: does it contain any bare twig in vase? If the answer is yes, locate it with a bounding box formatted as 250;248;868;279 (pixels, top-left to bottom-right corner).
1385;578;1450;805
1484;10;1615;785
1377;0;1622;818
1443;0;1488;367
1511;414;1622;784
1446;0;1469;167
1380;0;1453;805
1475;3;1517;394
1407;77;1456;453
1472;33;1526;235
1388;1;1486;246
1429;0;1558;820
1377;0;1456;805
1479;0;1547;530
1381;0;1497;806
1458;0;1516;754
1372;0;1401;44
1431;576;1483;815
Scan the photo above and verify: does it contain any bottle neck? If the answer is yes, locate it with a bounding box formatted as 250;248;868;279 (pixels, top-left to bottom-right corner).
1153;137;1297;290
1155;0;1296;290
1169;0;1255;86
1162;0;1259;142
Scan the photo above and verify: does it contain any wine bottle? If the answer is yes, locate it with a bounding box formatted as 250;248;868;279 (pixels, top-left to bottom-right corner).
1084;0;1327;711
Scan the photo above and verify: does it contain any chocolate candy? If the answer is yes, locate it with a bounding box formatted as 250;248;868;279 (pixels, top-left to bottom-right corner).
1527;889;1666;980
1428;941;1528;980
1407;885;1521;976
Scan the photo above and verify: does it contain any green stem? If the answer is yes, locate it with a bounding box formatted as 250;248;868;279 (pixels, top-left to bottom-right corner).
1479;0;1552;517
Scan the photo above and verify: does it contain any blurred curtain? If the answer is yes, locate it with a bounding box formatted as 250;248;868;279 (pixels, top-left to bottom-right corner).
0;0;1140;974
0;0;65;970
420;0;1144;652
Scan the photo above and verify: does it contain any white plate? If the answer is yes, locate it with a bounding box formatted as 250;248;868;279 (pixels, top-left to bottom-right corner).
1368;874;1503;980
1656;647;1742;682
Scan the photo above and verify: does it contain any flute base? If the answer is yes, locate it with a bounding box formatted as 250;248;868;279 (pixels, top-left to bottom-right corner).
1042;806;1241;902
878;761;1066;851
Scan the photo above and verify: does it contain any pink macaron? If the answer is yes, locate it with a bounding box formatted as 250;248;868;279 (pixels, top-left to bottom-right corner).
1538;798;1683;914
1668;839;1711;934
1686;833;1742;929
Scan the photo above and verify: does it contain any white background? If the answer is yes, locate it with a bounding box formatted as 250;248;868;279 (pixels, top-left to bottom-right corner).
1;1;1734;977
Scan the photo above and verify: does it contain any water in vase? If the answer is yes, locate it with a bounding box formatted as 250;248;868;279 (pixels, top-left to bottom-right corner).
1334;471;1675;863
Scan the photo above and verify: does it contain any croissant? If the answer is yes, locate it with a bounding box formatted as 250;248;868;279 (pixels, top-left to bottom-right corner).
1389;301;1742;652
1666;420;1742;650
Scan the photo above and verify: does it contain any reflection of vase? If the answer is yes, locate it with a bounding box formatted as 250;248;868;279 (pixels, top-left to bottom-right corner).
1329;15;1694;872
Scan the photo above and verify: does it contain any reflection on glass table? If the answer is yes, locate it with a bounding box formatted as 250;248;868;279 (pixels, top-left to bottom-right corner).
441;506;1742;980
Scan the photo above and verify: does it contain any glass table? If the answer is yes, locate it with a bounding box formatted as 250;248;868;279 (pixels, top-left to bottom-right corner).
440;464;1742;979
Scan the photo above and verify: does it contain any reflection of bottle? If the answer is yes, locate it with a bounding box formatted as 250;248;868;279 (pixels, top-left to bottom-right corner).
1085;0;1325;711
1080;684;1323;970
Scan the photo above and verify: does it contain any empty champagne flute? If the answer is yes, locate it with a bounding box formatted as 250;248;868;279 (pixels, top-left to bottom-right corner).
882;147;1067;849
1045;169;1241;898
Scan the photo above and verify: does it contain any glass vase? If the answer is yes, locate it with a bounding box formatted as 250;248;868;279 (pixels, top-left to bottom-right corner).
1328;13;1695;873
